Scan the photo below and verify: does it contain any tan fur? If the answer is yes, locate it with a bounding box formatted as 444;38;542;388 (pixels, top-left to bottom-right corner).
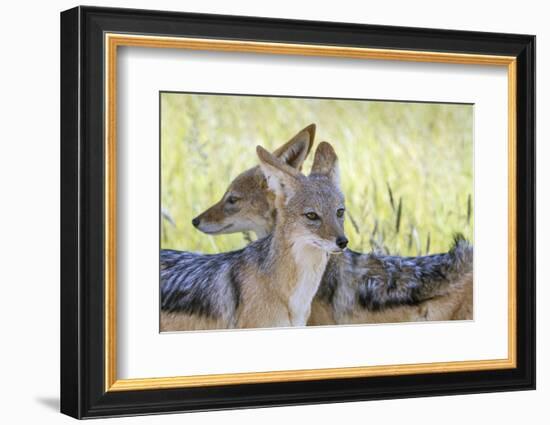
161;312;229;332
163;244;328;329
236;242;330;328
161;243;330;331
161;250;328;331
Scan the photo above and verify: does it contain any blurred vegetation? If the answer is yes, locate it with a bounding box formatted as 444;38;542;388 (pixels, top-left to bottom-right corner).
161;93;473;256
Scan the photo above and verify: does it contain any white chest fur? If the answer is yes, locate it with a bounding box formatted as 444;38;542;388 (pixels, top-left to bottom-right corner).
288;243;329;326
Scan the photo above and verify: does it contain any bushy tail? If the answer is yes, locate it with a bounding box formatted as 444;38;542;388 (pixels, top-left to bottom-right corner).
445;233;473;280
348;235;473;311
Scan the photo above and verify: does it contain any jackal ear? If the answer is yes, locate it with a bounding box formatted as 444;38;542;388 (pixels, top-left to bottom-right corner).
310;142;340;187
272;124;315;171
257;145;300;200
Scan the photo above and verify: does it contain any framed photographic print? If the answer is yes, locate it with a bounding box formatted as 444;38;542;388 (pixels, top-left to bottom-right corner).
60;6;535;419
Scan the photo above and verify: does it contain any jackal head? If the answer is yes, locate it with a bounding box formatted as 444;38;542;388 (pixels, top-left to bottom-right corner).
257;142;348;254
192;124;315;238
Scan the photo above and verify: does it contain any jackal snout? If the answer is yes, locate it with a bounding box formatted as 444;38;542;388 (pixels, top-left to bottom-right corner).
336;236;349;249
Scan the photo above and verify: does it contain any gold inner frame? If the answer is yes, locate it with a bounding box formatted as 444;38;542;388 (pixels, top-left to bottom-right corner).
104;33;518;392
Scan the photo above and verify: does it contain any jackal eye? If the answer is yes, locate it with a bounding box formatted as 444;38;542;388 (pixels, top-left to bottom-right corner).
336;208;345;218
226;195;240;205
305;212;320;221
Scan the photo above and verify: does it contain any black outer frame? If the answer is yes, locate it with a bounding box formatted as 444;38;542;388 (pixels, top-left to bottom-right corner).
60;5;536;419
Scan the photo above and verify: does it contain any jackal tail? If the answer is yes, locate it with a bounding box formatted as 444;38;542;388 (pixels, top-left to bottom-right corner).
319;235;473;312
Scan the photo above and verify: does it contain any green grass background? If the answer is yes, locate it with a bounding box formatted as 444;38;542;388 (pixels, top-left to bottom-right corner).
161;93;473;256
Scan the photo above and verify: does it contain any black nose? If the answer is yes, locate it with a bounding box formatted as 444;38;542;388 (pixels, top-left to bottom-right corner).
191;217;201;228
336;236;348;249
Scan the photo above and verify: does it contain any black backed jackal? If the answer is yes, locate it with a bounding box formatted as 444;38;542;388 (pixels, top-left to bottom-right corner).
161;142;347;331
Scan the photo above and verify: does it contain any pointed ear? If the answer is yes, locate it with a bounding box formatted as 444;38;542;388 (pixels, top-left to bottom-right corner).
310;142;340;187
272;124;315;170
257;145;300;201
